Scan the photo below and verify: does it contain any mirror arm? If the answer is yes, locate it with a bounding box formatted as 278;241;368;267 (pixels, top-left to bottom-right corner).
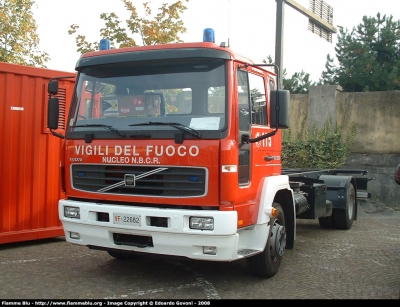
242;129;278;144
49;129;65;139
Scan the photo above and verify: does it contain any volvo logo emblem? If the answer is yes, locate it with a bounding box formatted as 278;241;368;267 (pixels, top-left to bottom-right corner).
124;174;136;186
98;167;168;192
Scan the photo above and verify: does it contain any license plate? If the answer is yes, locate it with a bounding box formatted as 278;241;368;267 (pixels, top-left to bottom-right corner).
113;213;141;226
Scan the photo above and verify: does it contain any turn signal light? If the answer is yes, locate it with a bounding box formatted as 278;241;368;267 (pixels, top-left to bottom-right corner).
264;207;278;217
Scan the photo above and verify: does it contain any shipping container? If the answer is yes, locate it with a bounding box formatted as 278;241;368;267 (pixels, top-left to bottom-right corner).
0;62;75;244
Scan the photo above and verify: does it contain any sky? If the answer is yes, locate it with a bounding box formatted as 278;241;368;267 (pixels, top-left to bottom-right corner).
32;0;400;81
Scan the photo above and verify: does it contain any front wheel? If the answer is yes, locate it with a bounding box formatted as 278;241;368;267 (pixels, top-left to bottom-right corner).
246;203;286;278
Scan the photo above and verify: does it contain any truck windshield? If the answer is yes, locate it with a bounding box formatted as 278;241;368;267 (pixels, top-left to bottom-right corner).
68;58;227;138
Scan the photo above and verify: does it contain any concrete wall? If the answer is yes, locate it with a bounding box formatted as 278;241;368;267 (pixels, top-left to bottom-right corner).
289;86;400;207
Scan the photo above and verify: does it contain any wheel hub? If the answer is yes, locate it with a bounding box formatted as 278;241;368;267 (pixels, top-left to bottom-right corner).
270;223;286;258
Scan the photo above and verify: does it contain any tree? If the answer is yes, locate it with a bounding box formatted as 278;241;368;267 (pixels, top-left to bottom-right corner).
319;54;337;85
319;13;400;92
0;0;49;67
263;55;316;93
283;70;316;94
68;0;189;54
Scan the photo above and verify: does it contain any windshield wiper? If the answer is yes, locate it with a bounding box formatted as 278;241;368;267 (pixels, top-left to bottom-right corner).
72;124;127;137
129;121;202;138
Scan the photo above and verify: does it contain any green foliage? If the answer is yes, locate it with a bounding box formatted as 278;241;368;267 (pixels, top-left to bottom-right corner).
282;118;356;169
263;55;316;93
0;0;50;67
68;0;189;54
319;54;337;85
319;13;400;92
283;70;316;94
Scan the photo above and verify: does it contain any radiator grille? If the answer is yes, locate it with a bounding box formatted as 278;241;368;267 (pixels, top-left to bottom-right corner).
71;165;207;197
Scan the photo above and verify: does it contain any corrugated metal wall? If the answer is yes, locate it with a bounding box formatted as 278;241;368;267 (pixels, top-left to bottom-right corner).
0;62;75;244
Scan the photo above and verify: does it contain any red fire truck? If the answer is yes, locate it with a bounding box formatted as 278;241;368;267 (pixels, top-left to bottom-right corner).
47;29;370;277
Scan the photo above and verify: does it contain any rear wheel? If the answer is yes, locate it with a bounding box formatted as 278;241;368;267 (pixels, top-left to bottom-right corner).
246;203;286;277
333;183;356;230
318;215;335;229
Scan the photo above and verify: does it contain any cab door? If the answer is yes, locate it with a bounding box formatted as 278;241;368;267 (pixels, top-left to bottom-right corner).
237;69;275;184
235;69;279;225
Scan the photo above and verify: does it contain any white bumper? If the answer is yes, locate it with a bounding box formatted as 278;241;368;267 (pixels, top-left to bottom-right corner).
59;199;265;261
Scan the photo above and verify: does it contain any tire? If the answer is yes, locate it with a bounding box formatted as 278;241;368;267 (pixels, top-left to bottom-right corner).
107;250;135;259
246;203;286;278
333;183;356;230
318;215;335;229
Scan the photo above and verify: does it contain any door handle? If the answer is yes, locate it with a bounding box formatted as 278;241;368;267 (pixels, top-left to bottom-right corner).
264;156;274;161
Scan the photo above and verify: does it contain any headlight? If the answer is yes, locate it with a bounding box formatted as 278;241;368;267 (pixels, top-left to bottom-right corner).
64;206;80;219
190;217;214;230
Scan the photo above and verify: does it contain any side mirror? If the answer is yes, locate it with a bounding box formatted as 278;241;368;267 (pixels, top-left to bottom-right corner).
48;80;59;95
270;90;290;129
48;97;59;129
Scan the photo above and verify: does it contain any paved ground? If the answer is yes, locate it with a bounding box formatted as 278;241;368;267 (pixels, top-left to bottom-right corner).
1;201;399;300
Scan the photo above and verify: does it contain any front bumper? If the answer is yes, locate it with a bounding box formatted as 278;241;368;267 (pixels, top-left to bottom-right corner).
59;199;260;261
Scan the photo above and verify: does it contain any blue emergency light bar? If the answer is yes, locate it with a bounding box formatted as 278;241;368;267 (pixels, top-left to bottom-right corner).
99;28;215;51
100;39;110;50
203;28;215;43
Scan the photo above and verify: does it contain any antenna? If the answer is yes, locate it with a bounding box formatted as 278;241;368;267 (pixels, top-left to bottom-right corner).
227;0;230;47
